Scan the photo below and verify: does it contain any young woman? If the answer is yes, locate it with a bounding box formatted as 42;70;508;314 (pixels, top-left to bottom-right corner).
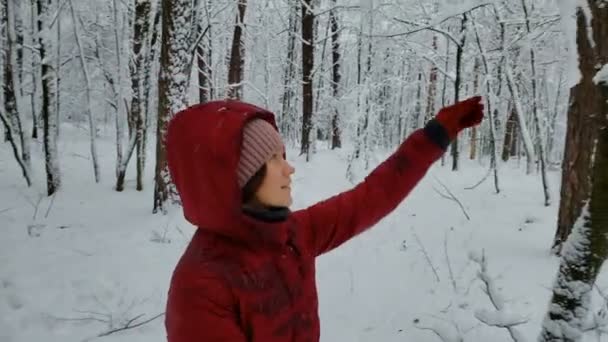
165;97;484;342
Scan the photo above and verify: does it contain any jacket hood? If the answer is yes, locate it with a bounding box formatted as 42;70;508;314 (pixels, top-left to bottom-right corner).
167;100;289;248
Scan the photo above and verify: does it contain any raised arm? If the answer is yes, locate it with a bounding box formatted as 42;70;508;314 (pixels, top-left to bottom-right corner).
293;96;484;256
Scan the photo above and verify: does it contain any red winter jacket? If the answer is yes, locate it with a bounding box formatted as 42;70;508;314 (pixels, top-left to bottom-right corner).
164;100;448;342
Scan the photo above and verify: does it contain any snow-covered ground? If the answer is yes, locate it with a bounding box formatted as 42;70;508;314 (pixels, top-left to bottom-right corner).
2;124;606;342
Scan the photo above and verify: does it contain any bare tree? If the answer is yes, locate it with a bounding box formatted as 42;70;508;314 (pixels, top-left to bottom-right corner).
520;0;551;206
300;0;314;158
4;0;30;172
329;0;341;149
34;0;61;195
540;2;608;341
226;0;247;100
118;0;153;192
153;0;194;213
279;0;298;141
68;0;100;183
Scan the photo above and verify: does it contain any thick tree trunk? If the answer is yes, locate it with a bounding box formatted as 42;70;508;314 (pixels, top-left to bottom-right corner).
226;0;247;100
451;15;467;171
540;2;608;340
38;0;60;194
119;0;152;192
300;0;314;158
153;0;193;213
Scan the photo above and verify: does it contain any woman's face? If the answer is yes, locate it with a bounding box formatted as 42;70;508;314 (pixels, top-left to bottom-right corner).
255;147;295;208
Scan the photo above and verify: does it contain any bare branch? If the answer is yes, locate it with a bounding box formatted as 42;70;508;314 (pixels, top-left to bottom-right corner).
433;176;471;220
97;312;164;337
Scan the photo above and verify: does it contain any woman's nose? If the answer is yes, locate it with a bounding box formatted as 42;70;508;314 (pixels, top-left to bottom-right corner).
284;161;295;175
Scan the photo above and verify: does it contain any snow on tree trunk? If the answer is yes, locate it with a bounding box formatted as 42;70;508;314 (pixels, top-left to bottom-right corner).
451;15;467;172
35;0;61;195
505;63;535;175
0;109;31;186
552;0;608;254
141;3;161;192
153;0;193;213
226;0;247;100
471;13;500;193
68;0;100;183
279;0;298;142
330;1;341;150
300;0;314;158
5;0;30;172
113;0;126;192
540;2;608;341
119;0;152;192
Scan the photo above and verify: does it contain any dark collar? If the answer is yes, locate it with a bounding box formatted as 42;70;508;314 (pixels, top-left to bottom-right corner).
242;206;290;223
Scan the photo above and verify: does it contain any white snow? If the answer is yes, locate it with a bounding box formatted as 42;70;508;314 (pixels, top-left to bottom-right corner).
3;123;608;342
593;64;608;86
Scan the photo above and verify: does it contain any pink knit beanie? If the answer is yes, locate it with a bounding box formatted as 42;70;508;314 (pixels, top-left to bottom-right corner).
237;119;284;188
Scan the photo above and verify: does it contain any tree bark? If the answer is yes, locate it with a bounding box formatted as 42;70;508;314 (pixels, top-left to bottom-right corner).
226;0;247;99
330;2;341;149
451;15;467;171
120;0;152;192
141;3;161;192
279;1;298;142
540;5;608;339
153;0;194;213
300;0;314;158
35;0;61;195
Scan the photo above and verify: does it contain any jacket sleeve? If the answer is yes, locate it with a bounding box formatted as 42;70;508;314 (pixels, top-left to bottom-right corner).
292;120;449;257
165;271;247;342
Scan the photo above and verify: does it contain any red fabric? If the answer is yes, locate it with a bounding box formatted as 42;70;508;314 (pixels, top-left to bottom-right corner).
165;100;446;342
435;96;485;139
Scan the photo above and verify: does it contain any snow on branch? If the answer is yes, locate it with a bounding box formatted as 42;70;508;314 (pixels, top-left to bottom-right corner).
471;251;529;342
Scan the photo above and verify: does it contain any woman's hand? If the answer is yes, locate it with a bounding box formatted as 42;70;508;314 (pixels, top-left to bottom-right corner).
435;96;485;139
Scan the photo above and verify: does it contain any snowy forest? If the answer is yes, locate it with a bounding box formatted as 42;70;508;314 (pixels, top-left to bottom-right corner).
1;0;607;341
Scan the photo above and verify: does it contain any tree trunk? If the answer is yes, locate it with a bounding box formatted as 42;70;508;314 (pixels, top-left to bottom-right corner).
226;0;247;99
153;0;194;213
551;3;607;254
521;0;551;206
469;57;480;160
69;0;100;183
36;0;61;195
540;2;607;338
300;0;314;158
122;0;152;192
451;15;467;171
5;0;30;171
141;3;161;192
279;0;298;141
505;63;536;174
425;35;438;124
501;103;519;161
0;110;31;186
330;1;341;149
30;0;38;140
197;22;211;103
